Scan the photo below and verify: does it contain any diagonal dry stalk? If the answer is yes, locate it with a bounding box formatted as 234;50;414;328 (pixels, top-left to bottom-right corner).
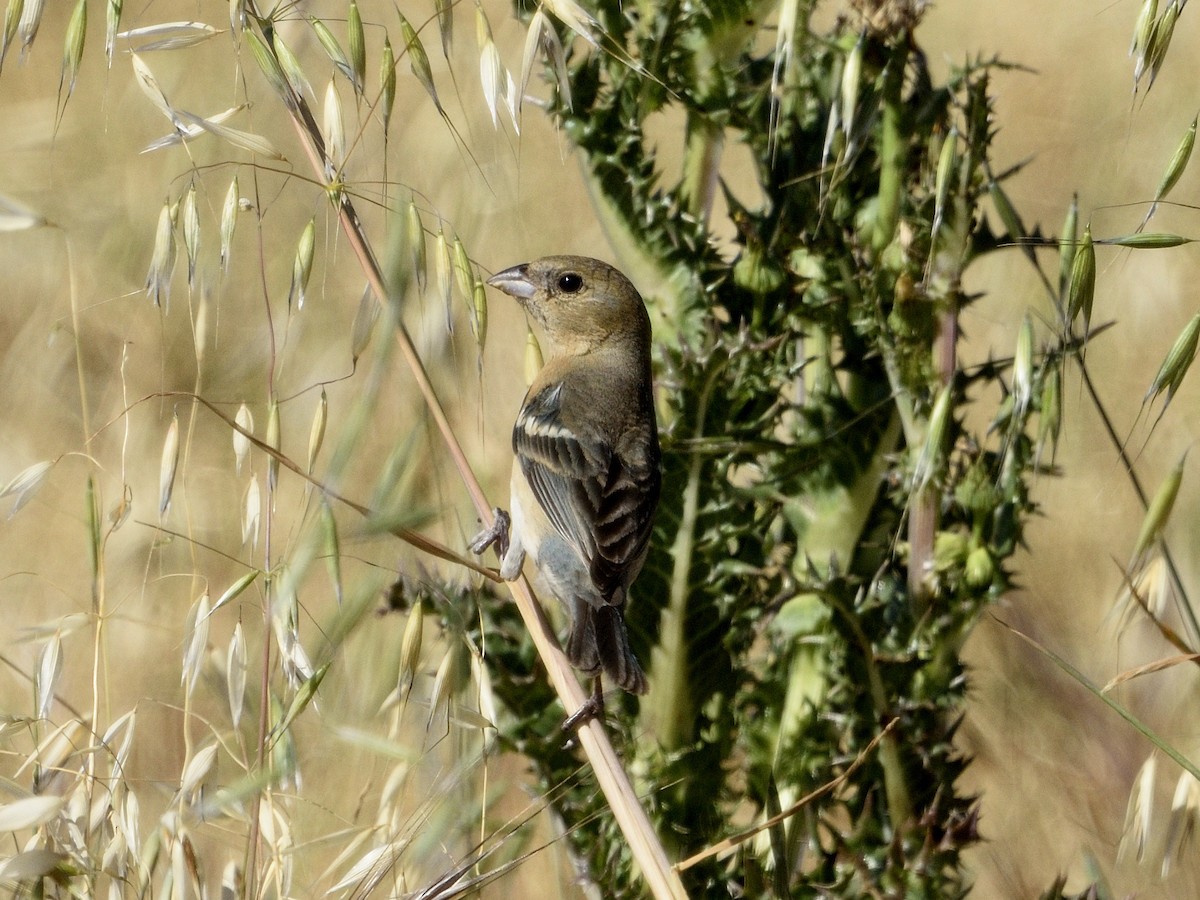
241;10;686;899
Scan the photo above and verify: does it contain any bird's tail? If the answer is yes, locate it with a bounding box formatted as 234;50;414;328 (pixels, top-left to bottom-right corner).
566;604;648;695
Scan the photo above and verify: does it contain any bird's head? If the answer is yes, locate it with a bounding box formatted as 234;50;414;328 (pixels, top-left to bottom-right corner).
487;255;649;357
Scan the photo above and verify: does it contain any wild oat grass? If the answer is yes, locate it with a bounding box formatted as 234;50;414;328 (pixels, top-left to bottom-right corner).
3;2;1200;898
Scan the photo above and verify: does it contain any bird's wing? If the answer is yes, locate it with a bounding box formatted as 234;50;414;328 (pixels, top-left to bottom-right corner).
514;382;658;600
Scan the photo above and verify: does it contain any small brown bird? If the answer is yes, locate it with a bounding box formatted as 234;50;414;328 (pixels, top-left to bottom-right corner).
473;256;660;695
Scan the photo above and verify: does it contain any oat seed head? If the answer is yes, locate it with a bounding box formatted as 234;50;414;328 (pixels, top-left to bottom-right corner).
435;0;453;58
242;474;260;549
380;35;396;136
273;29;312;101
399;11;443;115
1129;453;1185;573
1066;222;1095;334
266;400;280;495
1118;754;1158;864
1058;193;1079;298
227;623;246;729
324;79;346;175
1145;312;1200;408
158;411;179;516
1163;769;1200;877
310;16;354;88
347;0;365;92
289;217;316;310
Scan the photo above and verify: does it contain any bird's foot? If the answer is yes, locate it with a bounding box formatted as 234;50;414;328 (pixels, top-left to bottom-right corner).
469;508;511;558
562;677;606;735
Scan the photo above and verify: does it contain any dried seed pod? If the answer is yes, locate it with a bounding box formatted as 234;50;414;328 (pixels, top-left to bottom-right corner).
109;482;133;531
1145;313;1200;409
242;474;260;549
434;225;452;332
398;595;424;695
451;235;473;304
275;662;330;739
60;0;87;102
36;632;62;720
435;0;452;57
427;638;469;729
542;0;599;48
1147;114;1196;224
406;199;426;290
146;199;177;307
18;0;45;57
211;570;258;618
912;383;953;493
1131;0;1158;68
1129;453;1185;571
265;400;280;494
471;279;488;352
1119;755;1157;863
1066;223;1095;334
1057;193;1078;298
2;0;24;73
272;29;312;100
194;290;209;364
233;402;253;475
1037;361;1062;466
932;127;958;237
840;32;863;141
181;183;200;285
228;623;246;727
289;217;316;309
307;388;327;475
310;16;354;86
324;80;345;174
350;284;378;362
321;497;342;606
159;411;179;517
245;29;291;108
181;591;210;695
380;36;396;136
347;0;365;92
1162;770;1200;877
1106;232;1191;249
520;10;548;104
180;742;217;796
28;718;86;789
399;11;443;114
1144;0;1179;89
2;459;53;517
477;6;503;127
989;177;1033;263
220;175;239;273
1012;313;1034;421
105;0;121;66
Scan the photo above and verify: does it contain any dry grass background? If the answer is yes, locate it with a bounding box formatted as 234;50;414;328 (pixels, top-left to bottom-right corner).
1;1;1199;897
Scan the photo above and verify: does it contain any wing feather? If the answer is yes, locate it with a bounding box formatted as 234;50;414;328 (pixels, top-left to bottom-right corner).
513;382;658;603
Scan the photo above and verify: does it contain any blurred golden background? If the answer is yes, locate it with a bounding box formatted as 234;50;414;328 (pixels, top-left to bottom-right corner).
0;1;1198;896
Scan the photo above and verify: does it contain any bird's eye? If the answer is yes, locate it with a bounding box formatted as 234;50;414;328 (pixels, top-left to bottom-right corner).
557;272;584;293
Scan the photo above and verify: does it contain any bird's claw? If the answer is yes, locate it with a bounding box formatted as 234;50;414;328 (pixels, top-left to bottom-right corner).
469;508;511;558
562;678;606;736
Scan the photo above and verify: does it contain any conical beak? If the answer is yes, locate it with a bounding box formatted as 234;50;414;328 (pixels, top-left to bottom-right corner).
486;264;536;300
